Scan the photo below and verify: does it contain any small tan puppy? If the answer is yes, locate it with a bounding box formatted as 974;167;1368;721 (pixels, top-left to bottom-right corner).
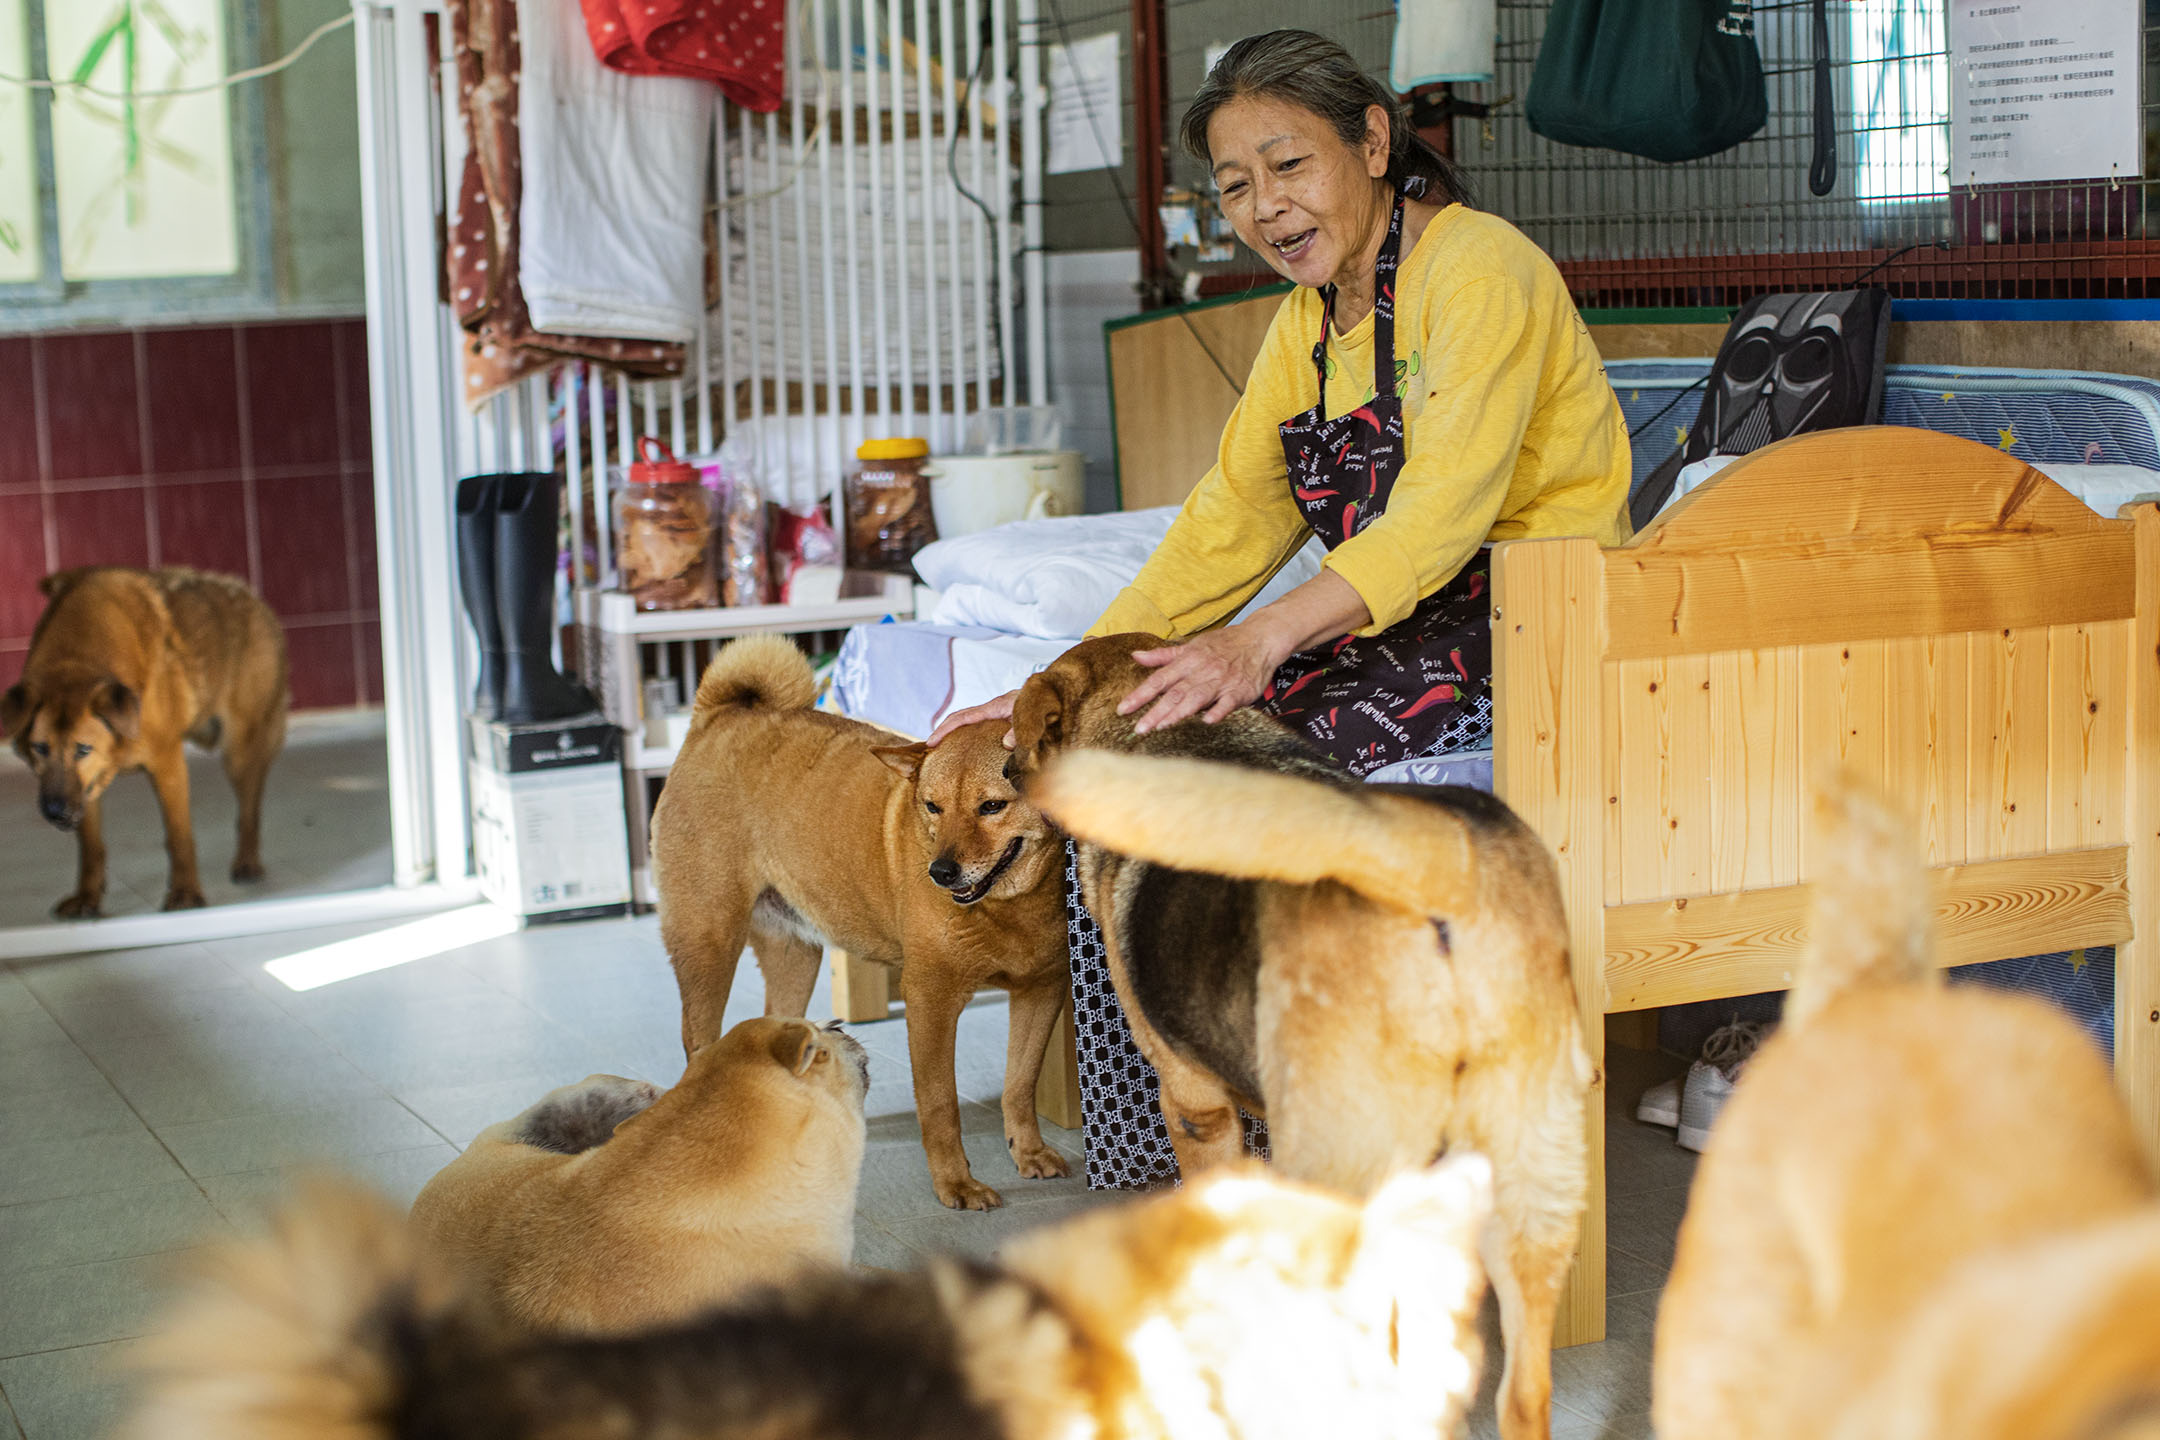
652;635;1070;1211
1015;634;1590;1440
409;1016;868;1336
1654;782;2159;1440
125;1153;1499;1440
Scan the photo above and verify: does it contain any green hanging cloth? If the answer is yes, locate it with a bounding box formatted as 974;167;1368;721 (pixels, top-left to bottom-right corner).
1526;0;1768;164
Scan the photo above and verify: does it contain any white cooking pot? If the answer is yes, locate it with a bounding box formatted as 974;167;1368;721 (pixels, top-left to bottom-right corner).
924;451;1086;538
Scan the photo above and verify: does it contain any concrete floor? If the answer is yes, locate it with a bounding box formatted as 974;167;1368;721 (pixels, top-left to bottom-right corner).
0;710;392;928
0;911;1689;1439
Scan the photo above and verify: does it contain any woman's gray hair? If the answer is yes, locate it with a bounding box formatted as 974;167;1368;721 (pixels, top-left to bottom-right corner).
1180;30;1471;208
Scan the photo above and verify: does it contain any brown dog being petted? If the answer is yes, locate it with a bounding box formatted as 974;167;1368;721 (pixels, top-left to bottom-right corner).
1654;781;2160;1440
410;1017;868;1337
1;566;287;917
651;635;1070;1211
1013;632;1591;1440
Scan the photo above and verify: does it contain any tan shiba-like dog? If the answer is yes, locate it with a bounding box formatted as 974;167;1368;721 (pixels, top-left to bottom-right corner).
409;1016;868;1336
651;635;1070;1211
1654;781;2160;1440
1;566;287;917
123;1153;1499;1440
1013;633;1591;1440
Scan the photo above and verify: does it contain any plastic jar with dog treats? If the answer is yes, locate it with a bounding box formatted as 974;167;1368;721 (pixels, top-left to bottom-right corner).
845;437;938;573
614;438;719;611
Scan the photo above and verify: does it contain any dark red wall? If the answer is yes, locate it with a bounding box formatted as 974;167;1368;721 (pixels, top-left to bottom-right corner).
0;318;381;710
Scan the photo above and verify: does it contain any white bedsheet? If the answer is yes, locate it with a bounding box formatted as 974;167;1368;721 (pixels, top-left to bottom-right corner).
914;507;1327;638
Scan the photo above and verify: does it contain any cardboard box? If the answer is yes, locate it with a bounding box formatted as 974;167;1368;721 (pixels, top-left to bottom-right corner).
467;715;630;922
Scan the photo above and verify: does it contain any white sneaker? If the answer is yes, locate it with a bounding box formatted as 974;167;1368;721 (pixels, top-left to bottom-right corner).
1635;1077;1681;1128
1675;1018;1769;1152
1676;1061;1733;1151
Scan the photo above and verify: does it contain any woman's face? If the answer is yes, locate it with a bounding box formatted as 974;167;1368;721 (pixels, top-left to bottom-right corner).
1207;94;1390;291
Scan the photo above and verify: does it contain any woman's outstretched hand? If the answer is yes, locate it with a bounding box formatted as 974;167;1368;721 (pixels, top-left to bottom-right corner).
1118;627;1282;734
926;689;1019;748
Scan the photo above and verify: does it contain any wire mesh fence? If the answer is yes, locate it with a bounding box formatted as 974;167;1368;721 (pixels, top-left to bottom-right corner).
1163;1;2160;306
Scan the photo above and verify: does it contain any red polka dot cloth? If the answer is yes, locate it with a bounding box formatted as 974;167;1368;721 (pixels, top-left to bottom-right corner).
576;0;787;112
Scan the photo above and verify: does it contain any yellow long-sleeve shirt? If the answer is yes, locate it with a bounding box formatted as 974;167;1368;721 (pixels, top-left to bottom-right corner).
1090;204;1631;641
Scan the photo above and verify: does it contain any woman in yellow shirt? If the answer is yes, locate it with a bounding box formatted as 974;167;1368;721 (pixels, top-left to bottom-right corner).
938;28;1629;774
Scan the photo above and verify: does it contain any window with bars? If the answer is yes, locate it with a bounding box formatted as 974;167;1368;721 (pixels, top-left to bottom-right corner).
1850;0;1948;203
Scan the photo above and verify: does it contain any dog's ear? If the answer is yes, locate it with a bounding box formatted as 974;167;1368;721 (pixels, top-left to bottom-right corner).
870;742;929;782
1007;679;1063;772
91;679;139;743
0;684;28;740
769;1024;822;1076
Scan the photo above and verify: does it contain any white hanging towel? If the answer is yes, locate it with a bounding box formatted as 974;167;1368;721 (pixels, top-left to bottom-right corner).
1390;0;1497;90
517;0;711;345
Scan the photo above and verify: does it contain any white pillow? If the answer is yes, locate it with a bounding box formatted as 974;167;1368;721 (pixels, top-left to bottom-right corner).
916;508;1325;640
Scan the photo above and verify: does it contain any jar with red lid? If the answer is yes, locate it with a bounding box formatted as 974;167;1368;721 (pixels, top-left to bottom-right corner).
613;437;719;610
845;437;939;573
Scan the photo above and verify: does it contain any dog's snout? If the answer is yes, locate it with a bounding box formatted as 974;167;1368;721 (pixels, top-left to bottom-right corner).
38;793;73;827
928;854;960;888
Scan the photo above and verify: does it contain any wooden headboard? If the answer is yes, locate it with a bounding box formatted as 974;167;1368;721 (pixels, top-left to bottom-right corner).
1488;424;2160;1349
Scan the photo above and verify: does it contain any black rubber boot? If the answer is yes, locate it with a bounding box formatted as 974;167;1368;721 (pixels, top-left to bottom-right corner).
492;471;597;724
454;475;506;719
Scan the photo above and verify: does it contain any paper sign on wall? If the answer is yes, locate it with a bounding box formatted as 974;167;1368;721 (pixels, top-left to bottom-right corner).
1949;1;2140;186
1048;32;1122;175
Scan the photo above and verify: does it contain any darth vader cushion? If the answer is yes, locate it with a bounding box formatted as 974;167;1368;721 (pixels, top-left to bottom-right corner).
1630;289;1891;531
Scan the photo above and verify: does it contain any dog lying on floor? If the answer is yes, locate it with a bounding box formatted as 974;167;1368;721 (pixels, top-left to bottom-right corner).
651;635;1070;1211
1011;633;1590;1440
1653;781;2160;1440
124;1152;1496;1440
1;566;287;917
409;1017;867;1336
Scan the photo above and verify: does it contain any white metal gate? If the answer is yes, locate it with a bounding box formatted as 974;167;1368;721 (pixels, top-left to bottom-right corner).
351;0;1046;897
437;0;1047;583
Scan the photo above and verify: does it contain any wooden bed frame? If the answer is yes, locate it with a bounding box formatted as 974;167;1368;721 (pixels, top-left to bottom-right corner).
1491;425;2160;1346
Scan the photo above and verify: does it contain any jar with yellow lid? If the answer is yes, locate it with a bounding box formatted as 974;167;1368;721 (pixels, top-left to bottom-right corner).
845;436;938;573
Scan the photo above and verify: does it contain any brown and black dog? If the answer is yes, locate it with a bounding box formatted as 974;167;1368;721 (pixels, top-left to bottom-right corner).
411;1017;869;1337
1654;782;2160;1440
123;1152;1498;1440
1;567;287;917
651;635;1070;1211
1012;633;1590;1440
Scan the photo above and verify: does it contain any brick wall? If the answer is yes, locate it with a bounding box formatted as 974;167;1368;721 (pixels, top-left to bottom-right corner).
0;318;381;710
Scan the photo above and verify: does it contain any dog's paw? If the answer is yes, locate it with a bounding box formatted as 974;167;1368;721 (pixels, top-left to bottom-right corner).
161;887;208;912
935;1175;1006;1211
231;859;265;883
1009;1139;1072;1181
53;892;103;920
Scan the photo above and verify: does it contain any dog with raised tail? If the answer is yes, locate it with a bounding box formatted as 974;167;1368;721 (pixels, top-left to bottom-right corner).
1014;639;1589;1440
120;1152;1499;1440
1654;779;2160;1440
652;634;1071;1212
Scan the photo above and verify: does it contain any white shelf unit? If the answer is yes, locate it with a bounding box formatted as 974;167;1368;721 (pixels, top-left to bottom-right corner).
576;573;914;907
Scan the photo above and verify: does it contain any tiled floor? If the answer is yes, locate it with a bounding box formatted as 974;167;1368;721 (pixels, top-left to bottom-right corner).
0;710;392;927
0;912;1690;1440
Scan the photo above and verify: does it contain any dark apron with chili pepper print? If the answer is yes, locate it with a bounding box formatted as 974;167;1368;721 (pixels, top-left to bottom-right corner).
1258;191;1493;777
